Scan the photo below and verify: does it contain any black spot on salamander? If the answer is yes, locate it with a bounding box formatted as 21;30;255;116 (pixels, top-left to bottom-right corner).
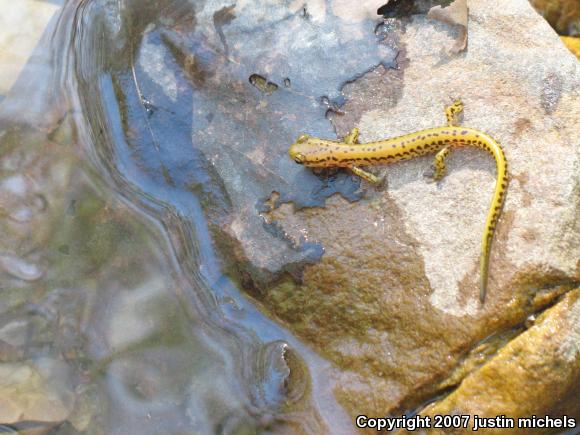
461;130;468;135
392;144;397;148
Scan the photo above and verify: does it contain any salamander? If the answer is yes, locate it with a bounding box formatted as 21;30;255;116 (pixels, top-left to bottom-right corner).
288;100;508;302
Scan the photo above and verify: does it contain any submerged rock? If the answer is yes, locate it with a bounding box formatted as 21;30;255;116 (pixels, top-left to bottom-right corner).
0;253;43;281
0;359;75;425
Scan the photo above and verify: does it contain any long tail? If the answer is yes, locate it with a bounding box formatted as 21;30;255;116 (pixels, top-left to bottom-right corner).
479;134;508;302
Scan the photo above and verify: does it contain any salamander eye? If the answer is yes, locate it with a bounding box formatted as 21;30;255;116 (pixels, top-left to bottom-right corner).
296;134;309;143
293;153;305;164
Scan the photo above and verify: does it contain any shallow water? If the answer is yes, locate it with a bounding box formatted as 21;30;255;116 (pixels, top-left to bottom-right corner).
0;0;398;432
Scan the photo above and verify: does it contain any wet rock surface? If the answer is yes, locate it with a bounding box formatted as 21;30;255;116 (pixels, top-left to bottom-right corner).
85;0;401;288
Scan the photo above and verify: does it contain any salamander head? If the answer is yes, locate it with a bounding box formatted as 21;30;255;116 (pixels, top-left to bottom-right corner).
288;134;327;167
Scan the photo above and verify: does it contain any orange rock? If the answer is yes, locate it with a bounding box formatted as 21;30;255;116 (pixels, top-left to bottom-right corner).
397;289;580;434
529;0;580;35
561;36;580;59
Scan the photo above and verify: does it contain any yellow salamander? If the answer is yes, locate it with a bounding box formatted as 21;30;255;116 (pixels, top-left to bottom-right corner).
288;100;508;302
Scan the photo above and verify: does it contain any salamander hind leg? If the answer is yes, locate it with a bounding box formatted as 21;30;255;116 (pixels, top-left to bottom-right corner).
445;99;464;126
343;128;359;144
425;147;452;182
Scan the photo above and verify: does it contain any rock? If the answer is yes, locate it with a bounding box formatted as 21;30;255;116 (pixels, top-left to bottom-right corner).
181;0;399;286
261;0;579;419
0;0;65;130
15;0;574;430
0;253;43;281
561;35;580;58
0;359;75;425
529;0;580;36
396;288;580;434
0;320;29;347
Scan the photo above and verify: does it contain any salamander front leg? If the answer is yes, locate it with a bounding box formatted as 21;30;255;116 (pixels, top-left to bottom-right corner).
425;147;452;182
343;128;384;186
343;128;359;144
350;166;382;184
445;99;464;126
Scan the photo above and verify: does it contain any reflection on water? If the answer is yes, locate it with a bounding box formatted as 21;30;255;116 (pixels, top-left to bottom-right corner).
0;0;397;432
